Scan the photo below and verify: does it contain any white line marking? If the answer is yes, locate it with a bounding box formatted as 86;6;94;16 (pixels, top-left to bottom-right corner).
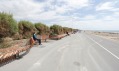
81;67;88;71
34;62;41;66
58;45;69;52
87;36;119;60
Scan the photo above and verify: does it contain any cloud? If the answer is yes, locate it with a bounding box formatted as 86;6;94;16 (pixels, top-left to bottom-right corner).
55;0;91;13
49;18;119;30
103;16;113;21
114;12;119;16
96;2;115;11
0;0;53;21
0;0;91;21
0;0;119;30
61;0;90;8
83;15;95;20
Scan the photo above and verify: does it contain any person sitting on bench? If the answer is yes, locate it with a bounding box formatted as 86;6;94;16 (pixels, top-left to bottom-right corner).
33;32;42;45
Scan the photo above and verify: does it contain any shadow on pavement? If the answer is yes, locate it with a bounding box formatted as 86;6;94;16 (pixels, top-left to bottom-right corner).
0;48;31;67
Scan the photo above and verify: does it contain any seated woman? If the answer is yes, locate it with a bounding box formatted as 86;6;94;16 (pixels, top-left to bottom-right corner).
32;32;42;45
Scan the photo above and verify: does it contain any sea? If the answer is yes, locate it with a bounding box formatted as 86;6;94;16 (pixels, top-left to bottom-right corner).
93;30;119;33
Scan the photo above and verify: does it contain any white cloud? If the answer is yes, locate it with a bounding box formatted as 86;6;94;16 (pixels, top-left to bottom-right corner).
96;2;115;11
0;0;119;30
0;0;52;21
56;0;90;12
29;11;56;21
62;0;90;8
114;12;119;16
49;18;119;30
103;16;114;21
83;15;95;20
0;0;91;21
55;6;69;14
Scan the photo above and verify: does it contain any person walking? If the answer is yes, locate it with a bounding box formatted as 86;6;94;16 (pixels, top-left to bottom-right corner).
66;31;69;36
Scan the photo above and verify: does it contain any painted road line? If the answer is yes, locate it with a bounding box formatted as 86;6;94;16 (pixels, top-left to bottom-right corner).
57;45;69;52
87;35;119;60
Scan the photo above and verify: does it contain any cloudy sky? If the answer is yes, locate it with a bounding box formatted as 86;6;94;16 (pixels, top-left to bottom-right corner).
0;0;119;30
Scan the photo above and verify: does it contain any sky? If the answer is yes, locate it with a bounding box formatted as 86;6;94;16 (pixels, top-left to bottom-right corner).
0;0;119;30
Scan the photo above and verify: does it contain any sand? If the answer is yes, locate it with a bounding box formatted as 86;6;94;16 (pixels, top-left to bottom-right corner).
91;31;119;41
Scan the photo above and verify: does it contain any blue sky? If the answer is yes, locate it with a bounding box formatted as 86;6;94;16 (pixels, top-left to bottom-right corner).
0;0;119;30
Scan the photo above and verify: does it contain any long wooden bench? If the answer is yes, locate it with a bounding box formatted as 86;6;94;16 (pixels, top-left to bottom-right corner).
41;35;49;42
37;35;49;42
49;34;67;40
0;38;33;64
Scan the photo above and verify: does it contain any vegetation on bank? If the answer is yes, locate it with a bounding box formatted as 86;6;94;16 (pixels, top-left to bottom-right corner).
18;20;36;39
0;12;78;48
50;25;73;36
35;23;50;35
0;12;18;38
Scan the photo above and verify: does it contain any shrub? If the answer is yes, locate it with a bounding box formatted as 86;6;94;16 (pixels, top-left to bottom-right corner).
69;28;73;32
18;20;36;38
63;27;73;33
35;23;50;35
0;12;18;38
73;29;79;33
50;24;63;35
63;27;69;33
0;37;13;48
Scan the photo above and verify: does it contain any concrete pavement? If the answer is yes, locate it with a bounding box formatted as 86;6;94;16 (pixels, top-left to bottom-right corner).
0;32;119;71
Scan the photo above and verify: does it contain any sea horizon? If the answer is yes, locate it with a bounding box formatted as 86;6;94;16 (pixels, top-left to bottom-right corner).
90;30;119;33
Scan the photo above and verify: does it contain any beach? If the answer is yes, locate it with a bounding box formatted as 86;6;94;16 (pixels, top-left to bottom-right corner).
85;31;119;42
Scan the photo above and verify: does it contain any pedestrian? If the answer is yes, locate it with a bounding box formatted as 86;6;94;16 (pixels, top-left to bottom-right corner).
66;31;69;36
33;32;42;45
